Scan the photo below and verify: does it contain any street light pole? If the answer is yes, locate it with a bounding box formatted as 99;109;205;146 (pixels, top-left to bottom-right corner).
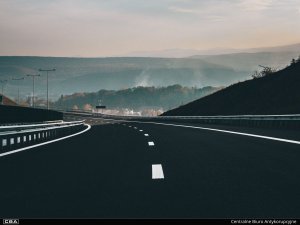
26;74;40;108
38;68;56;110
12;77;25;105
0;79;8;95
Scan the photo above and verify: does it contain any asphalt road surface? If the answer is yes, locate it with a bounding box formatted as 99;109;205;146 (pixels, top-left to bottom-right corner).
0;117;299;218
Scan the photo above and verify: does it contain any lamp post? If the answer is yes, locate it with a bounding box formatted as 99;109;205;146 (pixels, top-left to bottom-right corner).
12;77;25;105
26;74;40;108
38;68;56;110
0;79;8;95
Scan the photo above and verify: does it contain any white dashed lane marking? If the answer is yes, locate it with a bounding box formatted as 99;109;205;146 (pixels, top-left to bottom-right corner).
148;141;155;146
152;164;164;179
115;122;162;180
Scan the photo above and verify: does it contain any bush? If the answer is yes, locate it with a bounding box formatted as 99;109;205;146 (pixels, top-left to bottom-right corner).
290;55;300;65
252;66;277;79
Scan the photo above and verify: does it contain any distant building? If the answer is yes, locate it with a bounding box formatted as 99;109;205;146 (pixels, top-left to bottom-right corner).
0;94;18;106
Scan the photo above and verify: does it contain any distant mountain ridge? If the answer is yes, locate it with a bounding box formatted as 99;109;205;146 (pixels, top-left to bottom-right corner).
192;52;299;71
125;43;300;58
162;59;300;116
0;50;298;101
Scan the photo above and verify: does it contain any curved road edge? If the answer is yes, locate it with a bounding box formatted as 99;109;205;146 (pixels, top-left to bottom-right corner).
0;123;91;158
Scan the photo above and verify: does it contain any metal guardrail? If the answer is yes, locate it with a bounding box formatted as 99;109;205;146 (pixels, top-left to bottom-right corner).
0;120;86;153
0;120;64;127
99;114;300;121
64;110;300;129
0;120;82;131
64;109;300;120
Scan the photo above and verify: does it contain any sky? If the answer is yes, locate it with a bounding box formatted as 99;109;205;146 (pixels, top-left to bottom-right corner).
0;0;300;57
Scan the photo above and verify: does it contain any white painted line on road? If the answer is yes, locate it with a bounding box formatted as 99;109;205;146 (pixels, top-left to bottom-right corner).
0;124;91;158
134;127;137;129
141;122;300;145
148;141;155;146
128;126;131;127
101;118;300;145
144;134;149;136
152;164;164;179
139;130;143;132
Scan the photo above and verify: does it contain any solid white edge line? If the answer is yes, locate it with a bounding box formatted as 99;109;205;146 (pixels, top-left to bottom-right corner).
146;122;300;145
152;164;164;179
144;134;149;136
98;118;300;145
0;124;91;158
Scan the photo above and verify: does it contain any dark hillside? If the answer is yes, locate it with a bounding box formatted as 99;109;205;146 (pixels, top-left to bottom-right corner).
163;60;300;116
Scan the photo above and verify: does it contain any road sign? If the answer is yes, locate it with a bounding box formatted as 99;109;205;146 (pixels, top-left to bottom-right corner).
96;105;106;109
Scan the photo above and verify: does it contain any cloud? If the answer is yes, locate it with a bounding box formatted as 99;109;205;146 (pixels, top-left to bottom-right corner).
169;6;203;14
238;0;273;11
168;2;227;22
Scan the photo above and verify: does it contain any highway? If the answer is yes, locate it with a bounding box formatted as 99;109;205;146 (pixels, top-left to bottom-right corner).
0;116;299;218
